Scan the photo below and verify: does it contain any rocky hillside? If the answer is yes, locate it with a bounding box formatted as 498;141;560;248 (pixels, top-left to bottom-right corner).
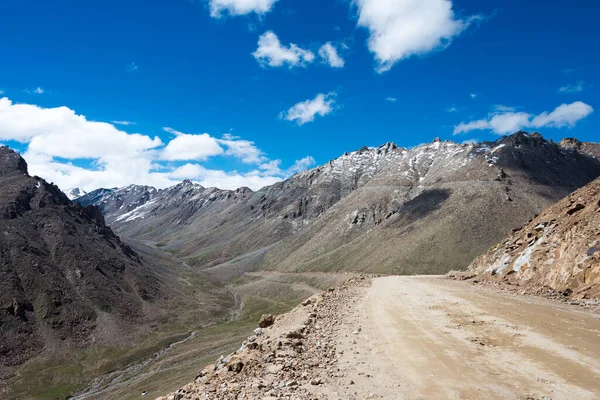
77;132;600;276
156;276;371;400
0;147;233;373
468;176;600;299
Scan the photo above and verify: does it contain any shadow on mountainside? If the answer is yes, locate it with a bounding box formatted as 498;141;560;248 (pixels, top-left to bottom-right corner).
393;188;451;224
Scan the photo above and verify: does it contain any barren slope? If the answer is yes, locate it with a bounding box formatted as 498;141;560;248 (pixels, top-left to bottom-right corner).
469;176;600;299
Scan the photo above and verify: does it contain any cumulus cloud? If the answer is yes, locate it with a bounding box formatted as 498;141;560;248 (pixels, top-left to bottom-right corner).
470;93;477;99
446;106;458;112
386;97;398;102
0;97;315;191
253;31;315;68
209;0;278;18
318;43;345;68
218;136;265;164
353;0;480;72
453;101;594;135
558;81;590;94
160;129;224;161
280;93;336;125
0;98;162;158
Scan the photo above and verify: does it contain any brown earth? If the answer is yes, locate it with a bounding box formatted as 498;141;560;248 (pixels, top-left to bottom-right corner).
158;276;600;400
467;176;600;299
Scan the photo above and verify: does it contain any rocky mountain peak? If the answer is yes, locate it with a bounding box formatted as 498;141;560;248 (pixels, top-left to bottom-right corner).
501;131;547;147
0;146;28;175
559;137;583;150
65;187;87;200
236;186;253;194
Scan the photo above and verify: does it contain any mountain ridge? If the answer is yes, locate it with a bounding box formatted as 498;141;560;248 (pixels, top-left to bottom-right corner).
76;132;600;277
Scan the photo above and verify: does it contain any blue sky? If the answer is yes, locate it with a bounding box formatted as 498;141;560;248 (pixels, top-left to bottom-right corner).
0;0;598;191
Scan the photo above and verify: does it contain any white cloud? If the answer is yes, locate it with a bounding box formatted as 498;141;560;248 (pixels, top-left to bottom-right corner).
318;43;345;68
253;31;315;68
160;129;224;161
558;81;589;94
470;93;477;99
0;97;316;191
259;156;316;177
218;136;265;164
259;159;283;175
353;0;480;72
25;87;45;95
446;106;458;112
280;93;336;125
111;120;136;126
209;0;278;18
531;102;594;128
287;156;316;174
386;97;398;102
454;101;594;135
0;98;162;157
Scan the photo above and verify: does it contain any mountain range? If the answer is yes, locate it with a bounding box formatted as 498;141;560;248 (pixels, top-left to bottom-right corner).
75;132;600;279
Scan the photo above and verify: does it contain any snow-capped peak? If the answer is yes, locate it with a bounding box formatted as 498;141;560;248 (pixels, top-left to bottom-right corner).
65;187;87;200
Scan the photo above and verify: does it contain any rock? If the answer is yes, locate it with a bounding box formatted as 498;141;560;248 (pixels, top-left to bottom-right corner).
302;298;312;306
229;361;244;373
286;330;304;339
259;314;275;328
566;203;585;215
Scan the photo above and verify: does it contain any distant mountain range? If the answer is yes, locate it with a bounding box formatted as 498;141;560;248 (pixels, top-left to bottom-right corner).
74;132;600;279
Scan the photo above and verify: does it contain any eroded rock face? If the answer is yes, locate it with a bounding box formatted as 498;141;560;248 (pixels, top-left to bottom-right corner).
468;177;600;299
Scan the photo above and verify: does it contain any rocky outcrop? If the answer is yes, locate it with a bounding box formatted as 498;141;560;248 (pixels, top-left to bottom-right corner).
156;276;371;400
467;177;600;299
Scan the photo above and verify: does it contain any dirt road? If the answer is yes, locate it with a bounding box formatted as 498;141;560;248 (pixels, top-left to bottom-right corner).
326;276;600;400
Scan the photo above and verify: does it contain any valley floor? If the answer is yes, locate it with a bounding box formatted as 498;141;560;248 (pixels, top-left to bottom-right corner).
324;276;600;400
